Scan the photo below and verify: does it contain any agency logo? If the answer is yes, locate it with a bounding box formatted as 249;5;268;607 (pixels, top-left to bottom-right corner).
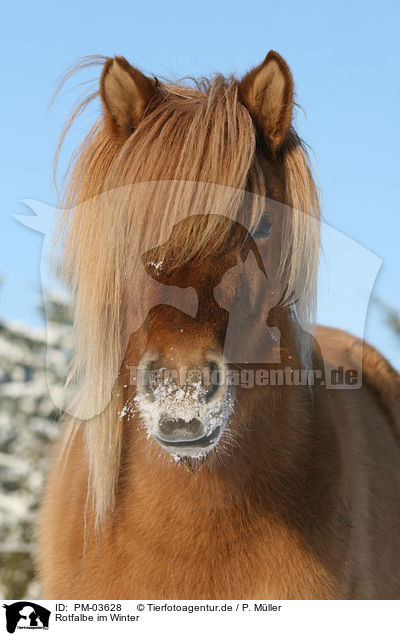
15;183;382;420
2;602;50;633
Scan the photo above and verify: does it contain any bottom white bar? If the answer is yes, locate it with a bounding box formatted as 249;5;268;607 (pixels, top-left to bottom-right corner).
1;599;398;635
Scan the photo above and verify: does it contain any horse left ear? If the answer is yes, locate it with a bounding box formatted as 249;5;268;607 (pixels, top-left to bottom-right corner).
100;56;161;142
239;51;294;151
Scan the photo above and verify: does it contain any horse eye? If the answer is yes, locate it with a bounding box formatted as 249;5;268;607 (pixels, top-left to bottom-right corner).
252;215;272;239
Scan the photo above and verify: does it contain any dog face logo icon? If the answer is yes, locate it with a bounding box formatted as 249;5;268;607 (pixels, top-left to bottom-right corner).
2;602;50;633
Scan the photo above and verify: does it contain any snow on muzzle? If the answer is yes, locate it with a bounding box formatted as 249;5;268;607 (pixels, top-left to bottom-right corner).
135;351;233;457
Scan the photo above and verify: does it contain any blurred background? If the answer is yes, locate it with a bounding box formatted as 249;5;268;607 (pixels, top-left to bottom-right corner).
1;0;399;598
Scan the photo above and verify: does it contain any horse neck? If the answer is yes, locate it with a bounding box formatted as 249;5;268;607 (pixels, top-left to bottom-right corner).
116;381;321;535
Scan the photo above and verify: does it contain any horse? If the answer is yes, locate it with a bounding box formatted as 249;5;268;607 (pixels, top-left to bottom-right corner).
38;51;400;599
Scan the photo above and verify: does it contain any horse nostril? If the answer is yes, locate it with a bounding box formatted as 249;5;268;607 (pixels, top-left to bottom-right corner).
205;360;223;403
137;351;161;401
142;361;156;400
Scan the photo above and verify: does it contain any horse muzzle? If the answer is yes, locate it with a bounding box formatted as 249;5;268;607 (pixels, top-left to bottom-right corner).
135;350;233;457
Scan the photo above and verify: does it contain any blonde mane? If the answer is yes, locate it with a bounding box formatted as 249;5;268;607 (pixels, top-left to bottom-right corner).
54;59;320;522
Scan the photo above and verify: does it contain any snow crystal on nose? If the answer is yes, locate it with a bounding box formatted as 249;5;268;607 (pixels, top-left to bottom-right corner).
143;374;207;422
149;259;164;271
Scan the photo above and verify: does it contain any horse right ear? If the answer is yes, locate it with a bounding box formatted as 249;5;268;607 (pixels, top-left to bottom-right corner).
239;51;294;152
100;57;161;142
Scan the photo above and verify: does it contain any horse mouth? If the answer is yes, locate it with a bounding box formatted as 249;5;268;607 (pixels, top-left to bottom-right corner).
154;425;222;455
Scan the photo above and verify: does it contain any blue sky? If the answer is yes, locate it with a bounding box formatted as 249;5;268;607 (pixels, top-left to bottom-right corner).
1;0;400;368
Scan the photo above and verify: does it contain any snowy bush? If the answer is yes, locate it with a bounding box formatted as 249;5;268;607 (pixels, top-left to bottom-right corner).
0;293;72;599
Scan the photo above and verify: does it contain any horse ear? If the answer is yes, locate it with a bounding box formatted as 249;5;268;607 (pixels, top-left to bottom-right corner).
100;56;161;142
239;51;294;151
